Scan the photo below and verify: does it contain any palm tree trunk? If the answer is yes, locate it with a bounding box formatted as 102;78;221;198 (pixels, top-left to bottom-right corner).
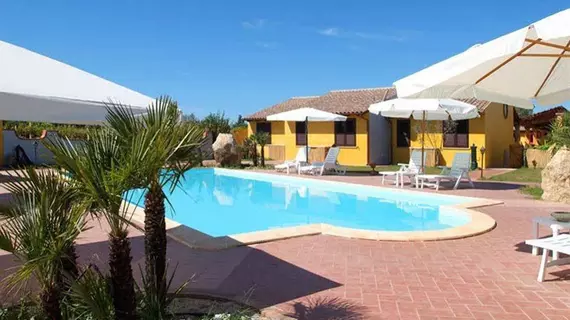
109;230;137;320
260;145;265;167
252;143;258;166
143;181;167;306
60;244;79;294
40;281;62;320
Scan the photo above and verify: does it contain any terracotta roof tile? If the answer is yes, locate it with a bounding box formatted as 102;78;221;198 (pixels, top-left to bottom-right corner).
244;96;320;120
310;87;395;115
245;87;492;120
458;98;492;111
520;106;567;127
244;87;395;120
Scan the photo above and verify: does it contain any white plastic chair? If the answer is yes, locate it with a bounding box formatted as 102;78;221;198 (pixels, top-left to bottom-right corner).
526;234;570;282
416;152;474;191
379;150;425;187
299;147;346;176
274;148;307;174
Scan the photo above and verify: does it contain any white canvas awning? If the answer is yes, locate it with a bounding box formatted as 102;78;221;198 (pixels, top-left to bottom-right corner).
0;40;151;124
369;98;480;121
266;107;347;122
394;9;570;109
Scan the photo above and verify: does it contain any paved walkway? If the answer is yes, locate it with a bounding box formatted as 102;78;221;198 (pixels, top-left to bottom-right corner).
1;171;570;319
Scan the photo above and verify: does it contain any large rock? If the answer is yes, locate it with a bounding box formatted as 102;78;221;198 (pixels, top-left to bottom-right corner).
542;147;570;203
212;133;240;166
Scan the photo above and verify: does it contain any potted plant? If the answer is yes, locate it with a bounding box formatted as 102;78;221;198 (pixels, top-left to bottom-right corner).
368;162;378;175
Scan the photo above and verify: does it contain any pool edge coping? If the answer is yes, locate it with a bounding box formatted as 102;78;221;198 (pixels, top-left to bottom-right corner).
128;169;501;250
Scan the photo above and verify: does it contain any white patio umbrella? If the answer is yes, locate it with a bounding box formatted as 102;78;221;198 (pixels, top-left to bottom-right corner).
0;40;151;124
267;107;347;162
394;9;570;109
369;98;479;169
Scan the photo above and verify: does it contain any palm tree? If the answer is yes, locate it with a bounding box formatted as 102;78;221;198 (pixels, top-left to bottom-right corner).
4;168;83;282
245;136;258;166
251;132;270;167
104;97;204;315
45;128;141;320
201;111;231;141
0;168;87;320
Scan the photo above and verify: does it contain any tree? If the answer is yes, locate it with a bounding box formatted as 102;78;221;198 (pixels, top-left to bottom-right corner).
251;132;270;167
515;107;534;118
232;115;247;129
202;111;231;141
181;113;201;126
245;136;258;166
105;96;204;317
0;168;87;320
46;128;141;320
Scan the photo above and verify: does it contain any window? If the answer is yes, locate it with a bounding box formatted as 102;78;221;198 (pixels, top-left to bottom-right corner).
295;121;307;145
396;119;411;147
334;118;356;146
443;120;469;148
256;122;272;144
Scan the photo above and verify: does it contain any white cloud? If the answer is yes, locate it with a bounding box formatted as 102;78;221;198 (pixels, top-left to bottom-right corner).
318;27;341;37
318;27;415;42
242;19;267;29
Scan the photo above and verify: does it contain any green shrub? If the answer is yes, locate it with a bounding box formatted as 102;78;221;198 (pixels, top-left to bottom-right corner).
4;121;93;140
534;143;552;151
0;297;42;320
520;185;543;199
549;112;570;149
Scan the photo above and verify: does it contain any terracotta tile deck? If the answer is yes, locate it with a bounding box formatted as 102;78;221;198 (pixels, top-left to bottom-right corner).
1;171;570;319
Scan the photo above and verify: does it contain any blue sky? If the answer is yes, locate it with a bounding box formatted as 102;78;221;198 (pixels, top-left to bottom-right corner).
0;1;568;119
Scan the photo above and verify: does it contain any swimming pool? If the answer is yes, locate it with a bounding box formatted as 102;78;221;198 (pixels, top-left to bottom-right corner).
128;168;486;238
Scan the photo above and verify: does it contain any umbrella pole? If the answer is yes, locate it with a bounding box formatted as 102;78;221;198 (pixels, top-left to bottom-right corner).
305;116;309;163
421;110;426;173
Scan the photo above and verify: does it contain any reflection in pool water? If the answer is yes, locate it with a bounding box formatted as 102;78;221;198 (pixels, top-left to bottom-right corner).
129;169;471;237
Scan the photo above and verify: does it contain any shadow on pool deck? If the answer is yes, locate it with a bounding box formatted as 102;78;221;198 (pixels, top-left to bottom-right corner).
470;181;524;191
286;296;365;320
0;222;343;311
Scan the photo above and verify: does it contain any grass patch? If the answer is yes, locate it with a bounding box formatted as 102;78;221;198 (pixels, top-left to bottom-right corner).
487;167;542;183
346;165;442;174
520;185;543;199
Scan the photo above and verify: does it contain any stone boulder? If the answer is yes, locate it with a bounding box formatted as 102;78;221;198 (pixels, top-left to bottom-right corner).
542;147;570;203
212;133;240;166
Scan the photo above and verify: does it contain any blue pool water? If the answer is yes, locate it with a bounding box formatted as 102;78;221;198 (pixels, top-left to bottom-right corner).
129;168;471;237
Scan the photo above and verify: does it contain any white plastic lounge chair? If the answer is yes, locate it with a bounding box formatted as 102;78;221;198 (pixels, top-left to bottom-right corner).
379;150;425;187
274;148;307;174
416;153;474;191
299;147;346;176
526;234;570;282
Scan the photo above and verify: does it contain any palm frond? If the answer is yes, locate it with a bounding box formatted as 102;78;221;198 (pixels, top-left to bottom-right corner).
0;179;88;298
136;262;189;320
44;127;139;234
62;265;114;320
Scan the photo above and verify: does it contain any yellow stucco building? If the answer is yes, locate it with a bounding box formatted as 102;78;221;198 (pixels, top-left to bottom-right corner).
245;88;394;166
245;88;519;169
392;102;517;169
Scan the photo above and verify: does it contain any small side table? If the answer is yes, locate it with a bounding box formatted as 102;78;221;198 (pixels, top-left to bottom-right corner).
532;216;570;260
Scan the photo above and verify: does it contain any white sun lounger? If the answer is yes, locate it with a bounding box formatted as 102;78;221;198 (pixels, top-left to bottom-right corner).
274;147;307;174
299;147;346;176
379;150;425;187
526;234;570;282
416;152;474;191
